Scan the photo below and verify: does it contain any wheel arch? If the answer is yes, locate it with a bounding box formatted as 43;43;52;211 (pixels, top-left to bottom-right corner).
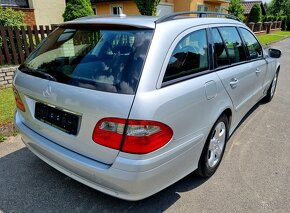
222;108;232;130
277;65;281;73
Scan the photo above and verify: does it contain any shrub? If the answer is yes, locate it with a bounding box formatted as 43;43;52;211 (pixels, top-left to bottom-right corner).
63;0;94;22
0;7;25;49
227;0;245;22
0;6;25;28
248;4;262;23
135;0;161;16
265;15;275;22
281;16;287;30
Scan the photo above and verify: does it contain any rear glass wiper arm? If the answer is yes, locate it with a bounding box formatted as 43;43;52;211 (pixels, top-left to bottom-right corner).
20;66;57;82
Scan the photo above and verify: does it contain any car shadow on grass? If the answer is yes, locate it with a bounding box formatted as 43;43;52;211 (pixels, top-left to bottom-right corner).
0;146;208;213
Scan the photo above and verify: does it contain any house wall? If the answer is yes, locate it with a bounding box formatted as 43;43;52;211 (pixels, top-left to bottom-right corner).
93;1;139;15
93;0;174;15
205;1;229;12
93;0;228;15
28;0;66;25
13;8;36;26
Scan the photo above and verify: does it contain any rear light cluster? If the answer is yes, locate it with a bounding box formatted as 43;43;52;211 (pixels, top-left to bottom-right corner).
13;85;26;112
92;118;173;154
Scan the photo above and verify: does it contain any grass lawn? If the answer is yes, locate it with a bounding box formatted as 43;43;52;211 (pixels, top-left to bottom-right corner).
257;31;290;45
0;88;16;141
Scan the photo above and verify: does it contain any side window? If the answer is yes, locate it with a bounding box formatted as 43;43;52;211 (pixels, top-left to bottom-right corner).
211;28;230;68
219;27;247;64
239;28;263;59
163;29;209;82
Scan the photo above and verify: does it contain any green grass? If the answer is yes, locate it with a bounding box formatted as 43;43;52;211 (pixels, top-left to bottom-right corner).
0;87;16;141
257;31;290;45
0;88;15;124
273;31;290;36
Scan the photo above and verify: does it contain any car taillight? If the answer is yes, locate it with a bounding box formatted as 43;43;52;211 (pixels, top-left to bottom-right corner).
92;118;173;154
93;118;126;150
12;85;26;112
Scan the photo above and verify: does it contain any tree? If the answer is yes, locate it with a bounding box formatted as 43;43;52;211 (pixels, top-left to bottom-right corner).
135;0;161;16
227;0;245;21
63;0;94;22
267;0;290;30
248;4;262;23
263;2;268;11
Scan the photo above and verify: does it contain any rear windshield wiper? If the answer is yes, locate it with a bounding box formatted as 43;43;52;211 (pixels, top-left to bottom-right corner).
20;66;57;82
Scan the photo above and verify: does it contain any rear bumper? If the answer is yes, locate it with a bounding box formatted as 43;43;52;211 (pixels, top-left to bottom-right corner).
15;111;204;200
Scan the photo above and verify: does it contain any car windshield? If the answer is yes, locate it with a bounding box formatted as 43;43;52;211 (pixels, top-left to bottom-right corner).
19;27;153;94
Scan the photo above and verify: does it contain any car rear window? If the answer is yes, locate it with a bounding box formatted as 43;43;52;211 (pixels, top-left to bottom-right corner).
19;26;153;94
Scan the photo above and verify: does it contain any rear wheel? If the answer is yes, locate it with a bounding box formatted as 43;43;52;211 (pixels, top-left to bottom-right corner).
197;114;229;177
264;72;278;103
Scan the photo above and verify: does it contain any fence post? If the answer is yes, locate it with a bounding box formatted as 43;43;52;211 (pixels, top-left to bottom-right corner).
256;22;262;33
267;22;273;34
0;47;4;66
0;26;12;65
27;26;35;51
20;26;30;58
14;27;25;64
39;25;45;40
0;24;56;66
248;22;255;31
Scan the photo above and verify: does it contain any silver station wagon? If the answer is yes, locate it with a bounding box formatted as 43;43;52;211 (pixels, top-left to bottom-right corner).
13;12;281;200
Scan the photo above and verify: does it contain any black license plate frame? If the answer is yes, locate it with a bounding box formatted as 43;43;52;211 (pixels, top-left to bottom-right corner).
34;102;80;135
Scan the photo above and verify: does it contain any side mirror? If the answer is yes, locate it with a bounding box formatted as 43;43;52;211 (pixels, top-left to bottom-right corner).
268;48;282;58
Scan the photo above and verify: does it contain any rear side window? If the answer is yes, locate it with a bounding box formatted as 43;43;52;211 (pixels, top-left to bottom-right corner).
239;28;263;59
19;27;153;94
211;28;230;68
163;29;209;82
219;27;247;64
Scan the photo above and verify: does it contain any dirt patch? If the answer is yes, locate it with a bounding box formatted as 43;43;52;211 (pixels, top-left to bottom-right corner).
0;121;17;142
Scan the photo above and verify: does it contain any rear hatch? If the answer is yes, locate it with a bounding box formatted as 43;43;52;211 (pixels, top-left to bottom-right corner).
14;25;153;164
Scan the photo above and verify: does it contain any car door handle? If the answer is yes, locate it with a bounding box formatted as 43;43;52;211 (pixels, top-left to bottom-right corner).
230;78;239;88
256;68;261;73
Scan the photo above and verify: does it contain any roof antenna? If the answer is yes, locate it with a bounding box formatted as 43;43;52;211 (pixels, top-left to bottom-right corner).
118;8;126;17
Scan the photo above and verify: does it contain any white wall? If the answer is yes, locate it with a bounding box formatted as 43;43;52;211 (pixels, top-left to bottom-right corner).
29;0;66;25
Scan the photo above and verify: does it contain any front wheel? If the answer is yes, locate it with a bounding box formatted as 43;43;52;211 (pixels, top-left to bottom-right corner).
264;72;279;102
196;115;229;177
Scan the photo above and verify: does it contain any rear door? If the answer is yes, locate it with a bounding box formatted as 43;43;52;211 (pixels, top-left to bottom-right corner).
14;26;153;164
212;26;256;119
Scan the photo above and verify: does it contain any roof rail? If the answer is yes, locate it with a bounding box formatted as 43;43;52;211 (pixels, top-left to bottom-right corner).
156;11;241;23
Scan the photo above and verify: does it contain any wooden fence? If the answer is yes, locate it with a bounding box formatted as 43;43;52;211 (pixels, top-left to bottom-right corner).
0;25;57;66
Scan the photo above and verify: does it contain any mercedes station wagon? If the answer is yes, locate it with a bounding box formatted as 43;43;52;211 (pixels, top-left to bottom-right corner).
13;12;281;200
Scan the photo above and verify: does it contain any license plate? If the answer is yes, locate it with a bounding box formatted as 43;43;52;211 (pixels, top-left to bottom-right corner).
35;102;80;135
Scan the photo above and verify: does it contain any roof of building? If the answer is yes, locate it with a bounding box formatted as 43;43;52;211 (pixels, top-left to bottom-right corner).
241;1;267;15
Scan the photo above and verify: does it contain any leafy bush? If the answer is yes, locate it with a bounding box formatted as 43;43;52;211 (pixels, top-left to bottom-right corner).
265;15;276;22
0;7;25;49
135;0;161;16
280;16;287;30
227;0;245;22
0;6;25;28
63;0;94;22
248;4;262;23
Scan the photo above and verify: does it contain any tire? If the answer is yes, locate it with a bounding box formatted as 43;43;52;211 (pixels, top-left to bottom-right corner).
196;114;229;177
264;71;279;103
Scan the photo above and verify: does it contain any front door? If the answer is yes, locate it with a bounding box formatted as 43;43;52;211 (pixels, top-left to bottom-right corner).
211;26;256;124
239;27;268;102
